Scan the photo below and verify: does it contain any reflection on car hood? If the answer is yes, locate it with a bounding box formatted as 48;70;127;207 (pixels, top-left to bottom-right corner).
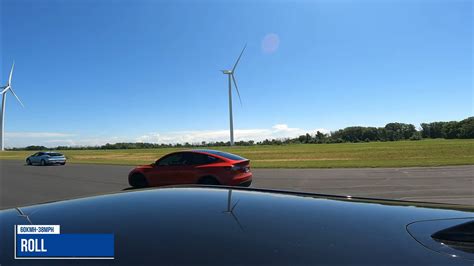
1;187;473;265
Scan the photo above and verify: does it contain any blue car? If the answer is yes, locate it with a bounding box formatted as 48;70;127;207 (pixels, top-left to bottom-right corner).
26;152;67;166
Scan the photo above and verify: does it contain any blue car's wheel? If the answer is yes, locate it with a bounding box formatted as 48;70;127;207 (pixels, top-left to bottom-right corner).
40;160;46;166
26;159;31;165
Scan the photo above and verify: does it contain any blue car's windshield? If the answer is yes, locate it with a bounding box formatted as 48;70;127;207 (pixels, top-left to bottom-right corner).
46;153;63;157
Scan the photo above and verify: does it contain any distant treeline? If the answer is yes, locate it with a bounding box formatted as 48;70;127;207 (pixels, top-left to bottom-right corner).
8;117;474;151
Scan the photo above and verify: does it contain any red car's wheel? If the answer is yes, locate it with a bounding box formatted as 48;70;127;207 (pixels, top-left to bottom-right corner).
198;176;220;185
129;173;148;188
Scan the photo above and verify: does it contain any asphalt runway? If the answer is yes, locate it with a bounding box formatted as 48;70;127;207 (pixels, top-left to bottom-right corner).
1;160;473;209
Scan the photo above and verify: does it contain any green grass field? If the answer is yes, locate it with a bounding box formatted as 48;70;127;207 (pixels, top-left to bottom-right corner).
1;139;473;168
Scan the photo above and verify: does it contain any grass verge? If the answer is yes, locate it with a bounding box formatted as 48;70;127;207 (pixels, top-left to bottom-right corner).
1;139;473;168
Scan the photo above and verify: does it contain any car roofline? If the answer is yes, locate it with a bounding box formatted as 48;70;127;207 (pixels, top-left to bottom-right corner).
4;185;474;213
187;150;232;161
186;149;248;162
184;185;474;210
153;149;247;162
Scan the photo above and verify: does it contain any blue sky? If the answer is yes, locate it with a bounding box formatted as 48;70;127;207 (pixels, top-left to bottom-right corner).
1;0;472;147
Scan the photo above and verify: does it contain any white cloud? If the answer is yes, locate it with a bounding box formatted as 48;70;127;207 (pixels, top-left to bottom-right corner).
4;132;76;148
3;124;329;148
3;132;124;148
136;124;329;144
272;124;300;132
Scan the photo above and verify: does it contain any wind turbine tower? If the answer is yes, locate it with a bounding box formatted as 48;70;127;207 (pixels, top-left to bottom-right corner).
221;44;246;146
0;62;24;151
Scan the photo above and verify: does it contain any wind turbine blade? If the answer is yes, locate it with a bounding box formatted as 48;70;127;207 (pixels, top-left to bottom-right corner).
231;75;242;107
231;44;247;72
8;62;15;85
231;199;240;212
230;211;244;231
9;87;24;107
0;86;9;94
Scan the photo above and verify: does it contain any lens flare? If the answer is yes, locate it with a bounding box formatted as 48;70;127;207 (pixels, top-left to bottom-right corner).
261;33;280;54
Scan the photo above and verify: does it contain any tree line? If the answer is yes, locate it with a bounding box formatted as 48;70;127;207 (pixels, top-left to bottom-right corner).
9;116;473;151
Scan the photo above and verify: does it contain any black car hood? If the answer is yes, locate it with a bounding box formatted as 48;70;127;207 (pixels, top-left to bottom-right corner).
1;187;473;265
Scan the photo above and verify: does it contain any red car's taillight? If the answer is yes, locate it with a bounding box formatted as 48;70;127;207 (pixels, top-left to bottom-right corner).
230;165;250;173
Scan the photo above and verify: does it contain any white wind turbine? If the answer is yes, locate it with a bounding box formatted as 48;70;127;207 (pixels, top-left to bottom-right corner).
0;62;24;151
221;44;246;146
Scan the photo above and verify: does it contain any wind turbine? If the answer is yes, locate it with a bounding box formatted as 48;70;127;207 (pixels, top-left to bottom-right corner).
0;62;24;151
221;44;246;146
222;189;244;231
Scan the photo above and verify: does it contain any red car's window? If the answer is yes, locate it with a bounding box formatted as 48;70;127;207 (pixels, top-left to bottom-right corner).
196;150;246;161
187;153;220;165
157;153;187;166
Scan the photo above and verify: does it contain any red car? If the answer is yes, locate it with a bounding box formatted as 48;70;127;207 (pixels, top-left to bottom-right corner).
128;149;252;188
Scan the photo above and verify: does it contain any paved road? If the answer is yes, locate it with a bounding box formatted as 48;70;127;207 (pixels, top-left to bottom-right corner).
1;160;473;208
